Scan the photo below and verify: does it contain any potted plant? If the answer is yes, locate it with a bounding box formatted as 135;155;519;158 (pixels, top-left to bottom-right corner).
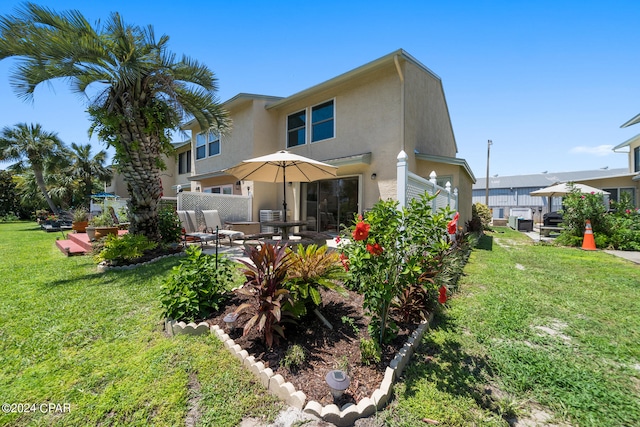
72;207;89;233
87;211;118;240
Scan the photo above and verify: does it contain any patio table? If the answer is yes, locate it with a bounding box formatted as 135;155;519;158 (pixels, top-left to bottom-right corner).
262;220;307;240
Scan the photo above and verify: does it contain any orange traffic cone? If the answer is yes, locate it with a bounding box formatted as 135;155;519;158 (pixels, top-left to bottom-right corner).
581;219;596;251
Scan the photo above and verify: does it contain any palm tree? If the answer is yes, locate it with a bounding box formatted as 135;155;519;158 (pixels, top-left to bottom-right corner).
0;123;64;214
66;143;113;208
0;4;229;241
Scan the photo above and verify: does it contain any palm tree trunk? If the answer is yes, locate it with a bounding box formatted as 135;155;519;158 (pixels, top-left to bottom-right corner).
33;167;59;214
117;121;163;242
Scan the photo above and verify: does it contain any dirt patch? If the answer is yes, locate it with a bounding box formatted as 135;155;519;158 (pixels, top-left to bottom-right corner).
206;287;418;406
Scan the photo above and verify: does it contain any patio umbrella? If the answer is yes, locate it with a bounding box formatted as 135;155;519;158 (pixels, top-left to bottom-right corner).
223;150;338;221
529;183;609;197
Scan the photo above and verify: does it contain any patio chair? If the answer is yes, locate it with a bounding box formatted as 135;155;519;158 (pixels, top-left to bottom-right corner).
108;206;130;230
177;210;217;247
201;209;244;246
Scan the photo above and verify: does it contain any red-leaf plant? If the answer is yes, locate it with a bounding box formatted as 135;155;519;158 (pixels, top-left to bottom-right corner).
234;243;296;348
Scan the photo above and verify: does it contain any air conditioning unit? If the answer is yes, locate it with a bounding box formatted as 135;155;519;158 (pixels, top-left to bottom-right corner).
260;210;283;233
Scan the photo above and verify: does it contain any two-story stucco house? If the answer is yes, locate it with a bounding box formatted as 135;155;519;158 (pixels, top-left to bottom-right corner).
177;49;475;231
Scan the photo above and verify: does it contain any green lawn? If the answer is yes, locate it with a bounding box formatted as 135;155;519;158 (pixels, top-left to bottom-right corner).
0;222;281;426
1;223;639;426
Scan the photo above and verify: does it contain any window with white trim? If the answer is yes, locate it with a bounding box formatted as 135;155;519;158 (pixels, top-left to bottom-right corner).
196;133;206;160
178;150;191;175
311;100;334;142
203;184;233;195
208;131;220;157
287;110;306;147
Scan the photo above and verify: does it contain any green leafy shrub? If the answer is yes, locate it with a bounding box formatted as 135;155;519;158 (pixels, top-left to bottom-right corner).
468;202;491;232
158;207;182;245
359;337;381;366
235;243;296;348
282;344;306;372
95;233;157;264
160;246;235;322
339;192;452;345
558;185;609;240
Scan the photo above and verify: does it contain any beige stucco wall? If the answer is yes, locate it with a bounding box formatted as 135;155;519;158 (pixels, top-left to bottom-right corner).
403;60;457;163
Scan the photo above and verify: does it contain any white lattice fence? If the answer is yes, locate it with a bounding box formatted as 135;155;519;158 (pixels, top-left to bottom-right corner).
406;171;457;212
177;192;252;222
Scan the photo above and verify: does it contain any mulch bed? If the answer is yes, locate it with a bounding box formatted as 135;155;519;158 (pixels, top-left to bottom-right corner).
206;287;419;406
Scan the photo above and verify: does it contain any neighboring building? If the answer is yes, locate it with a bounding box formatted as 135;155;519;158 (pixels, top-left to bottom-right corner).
473;168;634;222
179;49;475;231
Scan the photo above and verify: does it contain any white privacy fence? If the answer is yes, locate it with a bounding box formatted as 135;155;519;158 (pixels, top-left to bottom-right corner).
397;150;458;212
177;192;252;222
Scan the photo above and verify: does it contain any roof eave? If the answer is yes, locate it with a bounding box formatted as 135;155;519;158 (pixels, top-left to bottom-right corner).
621;113;640;128
416;153;476;183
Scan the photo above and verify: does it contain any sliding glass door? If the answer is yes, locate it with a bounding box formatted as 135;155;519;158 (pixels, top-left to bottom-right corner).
302;177;359;234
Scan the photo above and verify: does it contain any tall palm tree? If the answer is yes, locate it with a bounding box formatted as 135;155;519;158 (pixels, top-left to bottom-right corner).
0;123;64;214
0;3;229;241
66;143;113;208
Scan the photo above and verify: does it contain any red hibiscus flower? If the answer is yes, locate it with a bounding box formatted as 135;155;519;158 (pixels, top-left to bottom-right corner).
366;243;383;256
352;221;370;241
447;212;460;235
335;236;341;244
438;285;448;304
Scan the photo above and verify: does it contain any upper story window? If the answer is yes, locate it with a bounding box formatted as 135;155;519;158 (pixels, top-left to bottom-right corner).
634;146;639;172
287;100;335;148
195;130;220;159
204;184;233;195
178;150;191;175
311;100;334;142
287;110;306;148
208;131;220;157
196;132;206;160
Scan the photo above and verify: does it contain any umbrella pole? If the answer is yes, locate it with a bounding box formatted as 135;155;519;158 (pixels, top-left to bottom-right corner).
282;165;287;221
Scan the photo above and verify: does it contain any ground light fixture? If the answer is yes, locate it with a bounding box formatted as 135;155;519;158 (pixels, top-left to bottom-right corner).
325;370;350;400
223;312;239;331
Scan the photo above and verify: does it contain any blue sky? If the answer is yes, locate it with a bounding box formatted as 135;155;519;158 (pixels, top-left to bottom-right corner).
1;0;639;177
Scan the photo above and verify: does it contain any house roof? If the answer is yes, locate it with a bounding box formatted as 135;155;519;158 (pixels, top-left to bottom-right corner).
613;133;640;150
416;153;476;183
264;49;441;111
474;168;630;190
621;113;640;128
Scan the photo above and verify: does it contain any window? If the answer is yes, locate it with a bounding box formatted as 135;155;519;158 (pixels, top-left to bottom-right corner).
287;110;306;147
311;100;334;142
203;185;233;195
208;131;220;157
196;133;206;160
635;147;640;172
178;150;191;175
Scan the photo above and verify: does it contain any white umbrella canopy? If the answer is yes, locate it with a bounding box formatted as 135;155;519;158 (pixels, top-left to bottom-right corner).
530;183;609;197
223;150;338;221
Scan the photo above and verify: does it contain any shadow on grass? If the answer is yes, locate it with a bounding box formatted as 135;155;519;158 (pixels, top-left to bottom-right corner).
400;311;502;415
476;234;493;251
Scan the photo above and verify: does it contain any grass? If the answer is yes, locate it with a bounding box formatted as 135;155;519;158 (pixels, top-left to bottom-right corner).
387;227;640;426
2;222;639;426
0;222;282;426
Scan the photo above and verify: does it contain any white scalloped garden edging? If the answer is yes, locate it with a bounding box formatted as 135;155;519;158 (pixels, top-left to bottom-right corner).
203;313;434;426
165;319;211;336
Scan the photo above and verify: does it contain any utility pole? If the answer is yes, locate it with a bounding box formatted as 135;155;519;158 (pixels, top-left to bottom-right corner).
485;140;492;206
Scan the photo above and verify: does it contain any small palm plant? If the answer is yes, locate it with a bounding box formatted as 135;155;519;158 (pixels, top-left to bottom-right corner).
285;244;347;320
234;244;296;348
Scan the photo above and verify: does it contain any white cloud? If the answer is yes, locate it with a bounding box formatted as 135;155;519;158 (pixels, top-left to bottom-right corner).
569;145;614;156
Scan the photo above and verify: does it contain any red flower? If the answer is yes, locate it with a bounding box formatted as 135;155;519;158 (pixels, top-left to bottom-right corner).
339;253;349;271
447;212;460;235
438;285;448;304
366;243;383;256
334;236;341;244
357;214;363;221
352;221;370;241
